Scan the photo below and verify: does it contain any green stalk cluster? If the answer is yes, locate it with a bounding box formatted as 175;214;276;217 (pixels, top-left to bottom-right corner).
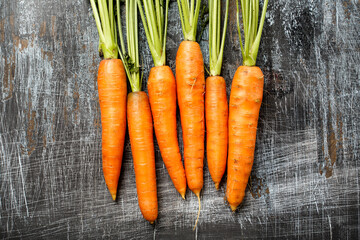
90;0;269;90
90;0;141;92
121;0;141;92
177;0;202;41
137;0;170;67
209;0;229;76
90;0;118;59
237;0;268;66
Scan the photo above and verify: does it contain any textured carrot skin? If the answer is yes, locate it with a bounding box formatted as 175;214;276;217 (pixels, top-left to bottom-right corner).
97;59;127;201
127;91;158;223
205;76;228;190
226;66;264;211
148;66;187;198
176;41;205;196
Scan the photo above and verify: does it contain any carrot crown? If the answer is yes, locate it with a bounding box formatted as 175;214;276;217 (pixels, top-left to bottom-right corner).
117;0;142;92
177;0;202;42
137;0;170;67
90;0;118;59
209;0;229;76
236;0;268;66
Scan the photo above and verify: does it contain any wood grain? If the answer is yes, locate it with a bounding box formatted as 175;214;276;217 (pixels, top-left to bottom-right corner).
1;0;359;239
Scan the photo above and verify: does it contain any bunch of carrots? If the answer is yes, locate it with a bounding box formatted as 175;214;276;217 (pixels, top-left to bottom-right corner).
89;0;269;229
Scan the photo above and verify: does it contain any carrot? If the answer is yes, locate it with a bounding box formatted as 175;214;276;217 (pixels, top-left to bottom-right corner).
205;76;228;189
97;59;127;200
205;0;229;190
137;0;187;198
117;0;158;223
176;0;204;230
148;66;187;197
176;40;205;195
227;66;263;210
127;92;158;223
90;0;127;200
226;0;269;211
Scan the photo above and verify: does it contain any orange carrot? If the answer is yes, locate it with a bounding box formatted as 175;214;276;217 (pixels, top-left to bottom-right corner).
137;0;187;198
205;76;228;190
226;66;263;210
90;0;127;200
127;92;158;223
176;0;204;229
148;66;187;198
226;0;268;211
97;59;127;201
176;40;205;197
119;0;157;223
205;0;229;190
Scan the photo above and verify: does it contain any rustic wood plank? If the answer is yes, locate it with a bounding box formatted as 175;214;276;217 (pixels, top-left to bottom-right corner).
1;0;359;239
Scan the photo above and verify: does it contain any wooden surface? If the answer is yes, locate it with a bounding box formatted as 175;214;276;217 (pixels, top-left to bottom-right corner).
1;0;359;239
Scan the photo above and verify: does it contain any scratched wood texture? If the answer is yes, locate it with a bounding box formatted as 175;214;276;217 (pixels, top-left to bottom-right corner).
1;0;359;239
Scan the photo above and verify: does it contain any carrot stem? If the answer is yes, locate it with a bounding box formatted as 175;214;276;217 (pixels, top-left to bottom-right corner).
116;0;126;55
90;0;118;59
237;0;268;66
116;0;141;92
250;0;268;64
209;0;229;76
177;0;201;41
137;0;169;66
236;0;245;60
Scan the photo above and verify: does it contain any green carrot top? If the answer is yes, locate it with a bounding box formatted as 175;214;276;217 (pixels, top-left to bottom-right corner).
90;0;118;59
209;0;229;76
237;0;269;66
137;0;170;67
177;0;202;42
119;0;141;92
90;0;141;92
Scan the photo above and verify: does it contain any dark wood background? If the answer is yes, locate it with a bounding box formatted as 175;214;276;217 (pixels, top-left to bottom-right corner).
1;0;359;239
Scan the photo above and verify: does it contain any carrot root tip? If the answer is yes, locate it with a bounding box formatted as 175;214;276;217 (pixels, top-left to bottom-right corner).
111;194;116;201
181;193;186;200
230;204;237;212
214;182;220;190
150;221;154;225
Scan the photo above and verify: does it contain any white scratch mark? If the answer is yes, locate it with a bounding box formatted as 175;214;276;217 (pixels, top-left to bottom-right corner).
328;215;332;240
67;221;70;240
195;225;198;240
314;199;319;214
17;152;29;217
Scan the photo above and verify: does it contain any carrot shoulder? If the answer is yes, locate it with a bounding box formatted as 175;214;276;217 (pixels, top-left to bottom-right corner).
205;76;228;189
127;91;158;223
226;66;263;211
148;66;187;198
98;59;127;201
176;41;205;196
